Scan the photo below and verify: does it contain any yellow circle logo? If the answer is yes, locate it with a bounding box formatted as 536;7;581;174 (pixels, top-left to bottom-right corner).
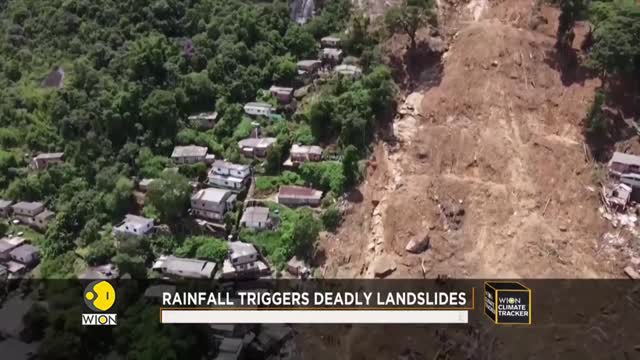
84;280;116;312
508;298;516;304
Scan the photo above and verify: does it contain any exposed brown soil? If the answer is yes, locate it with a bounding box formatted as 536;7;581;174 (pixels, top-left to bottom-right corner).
320;0;618;280
298;1;630;359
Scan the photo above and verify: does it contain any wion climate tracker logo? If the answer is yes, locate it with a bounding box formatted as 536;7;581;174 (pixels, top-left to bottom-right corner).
81;280;117;326
484;281;531;325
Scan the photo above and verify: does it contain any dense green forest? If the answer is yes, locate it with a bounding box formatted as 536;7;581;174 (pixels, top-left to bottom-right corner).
0;0;397;279
0;0;399;358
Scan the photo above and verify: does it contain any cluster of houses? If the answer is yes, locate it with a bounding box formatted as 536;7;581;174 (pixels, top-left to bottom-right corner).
0;200;55;232
0;235;40;279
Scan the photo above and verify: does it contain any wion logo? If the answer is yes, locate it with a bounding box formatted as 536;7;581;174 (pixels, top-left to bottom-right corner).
81;280;117;326
484;281;531;325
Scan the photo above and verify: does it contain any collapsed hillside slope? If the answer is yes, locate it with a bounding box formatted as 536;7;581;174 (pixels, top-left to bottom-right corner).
321;0;614;279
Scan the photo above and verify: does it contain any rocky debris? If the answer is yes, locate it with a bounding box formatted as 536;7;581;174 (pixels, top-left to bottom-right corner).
373;256;397;278
439;201;466;230
405;232;430;254
624;266;640;280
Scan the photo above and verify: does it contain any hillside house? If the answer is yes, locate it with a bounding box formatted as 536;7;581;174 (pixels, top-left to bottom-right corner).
285;144;323;167
113;214;154;238
42;67;65;88
277;186;323;207
188;112;218;129
11;202;54;230
0;237;26;261
334;64;363;78
10;244;40;266
287;256;311;278
33;210;55;231
608;152;640;178
240;207;271;230
208;160;251;191
138;178;155;192
79;263;119;279
171;145;209;164
191;188;236;221
238;137;277;158
0;200;13;217
215;337;243;360
244;102;274;117
269;86;294;104
31;152;64;170
144;284;177;303
153;255;217;279
221;241;269;280
321;36;342;48
297;60;322;75
321;48;343;64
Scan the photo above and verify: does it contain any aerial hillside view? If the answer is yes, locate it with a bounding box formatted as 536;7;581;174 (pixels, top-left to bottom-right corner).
0;0;639;359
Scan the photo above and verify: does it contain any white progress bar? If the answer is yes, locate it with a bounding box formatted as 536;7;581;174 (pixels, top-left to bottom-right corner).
160;310;468;324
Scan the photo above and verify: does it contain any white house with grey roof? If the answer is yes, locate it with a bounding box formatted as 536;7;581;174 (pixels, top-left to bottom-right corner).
240;207;271;230
238;137;277;158
244;102;274;117
152;255;217;279
171;145;209;164
208;160;251;191
191;188;236;221
113;214;154;238
31;152;64;170
221;241;269;280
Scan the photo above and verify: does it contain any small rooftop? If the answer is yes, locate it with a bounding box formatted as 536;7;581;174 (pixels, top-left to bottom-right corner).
244;102;273;110
322;48;343;57
144;284;177;298
238;137;277;150
334;64;363;76
171;145;208;158
278;186;323;200
156;256;217;278
139;178;155;187
33;152;64;160
321;36;342;42
9;244;39;259
610;152;640;167
42;67;65;88
35;209;55;220
188;112;218;121
291;144;323;155
212;160;250;172
192;188;232;203
122;214;153;226
0;199;13;208
269;86;294;94
297;60;321;67
12;202;44;212
0;239;22;253
240;207;270;226
228;241;258;259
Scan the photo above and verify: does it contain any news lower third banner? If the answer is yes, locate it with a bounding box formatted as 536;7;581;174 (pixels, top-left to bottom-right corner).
4;279;639;327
